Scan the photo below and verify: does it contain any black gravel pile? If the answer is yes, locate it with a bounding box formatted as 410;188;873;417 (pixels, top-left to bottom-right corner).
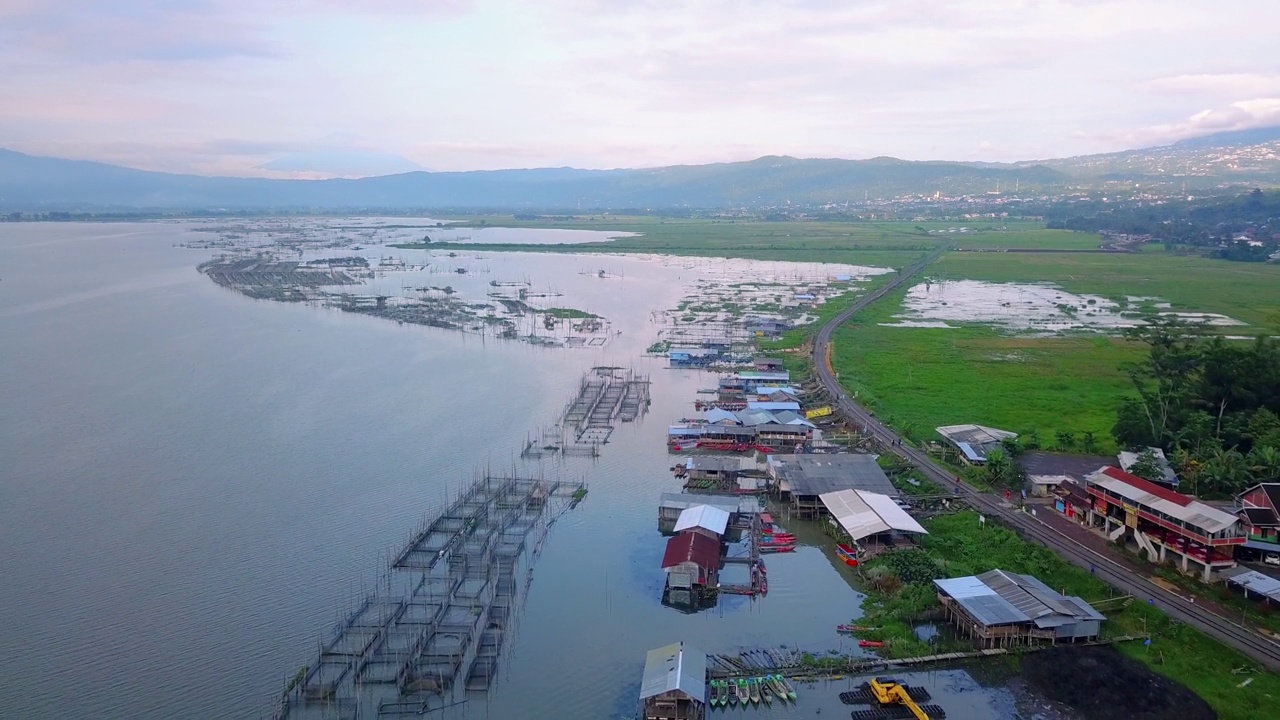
1022;645;1215;720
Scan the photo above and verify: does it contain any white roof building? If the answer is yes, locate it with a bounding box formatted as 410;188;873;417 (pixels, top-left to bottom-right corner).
673;505;731;537
819;489;927;541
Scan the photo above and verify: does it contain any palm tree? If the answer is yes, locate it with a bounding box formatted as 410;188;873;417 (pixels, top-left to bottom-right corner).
1248;446;1280;482
1202;447;1251;497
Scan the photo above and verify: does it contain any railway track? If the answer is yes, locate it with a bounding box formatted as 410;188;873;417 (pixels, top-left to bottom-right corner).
810;247;1280;673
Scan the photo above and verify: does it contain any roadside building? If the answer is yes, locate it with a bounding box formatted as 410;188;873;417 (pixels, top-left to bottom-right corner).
935;424;1018;465
1117;447;1180;489
1237;483;1280;563
1019;451;1113;497
639;641;707;720
1081;466;1243;581
819;489;927;556
768;454;896;518
934;569;1106;648
673;505;730;540
753;357;786;372
1219;566;1280;608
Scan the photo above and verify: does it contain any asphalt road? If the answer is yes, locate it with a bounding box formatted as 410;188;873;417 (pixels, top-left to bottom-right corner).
811;247;1280;672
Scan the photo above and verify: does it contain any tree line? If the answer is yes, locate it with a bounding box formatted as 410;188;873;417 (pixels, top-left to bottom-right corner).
1113;319;1280;497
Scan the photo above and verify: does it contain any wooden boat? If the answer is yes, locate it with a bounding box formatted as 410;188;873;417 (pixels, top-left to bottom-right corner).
859;640;885;648
768;675;790;702
709;679;721;706
748;677;761;704
759;545;795;554
759;677;773;704
779;675;798;701
727;679;737;705
736;678;749;705
836;543;859;566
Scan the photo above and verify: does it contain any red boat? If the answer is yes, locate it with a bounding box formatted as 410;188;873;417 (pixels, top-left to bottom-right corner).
760;545;795;554
859;640;885;648
835;543;859;567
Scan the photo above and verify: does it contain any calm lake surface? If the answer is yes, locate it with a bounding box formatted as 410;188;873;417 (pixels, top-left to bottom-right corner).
0;221;1036;719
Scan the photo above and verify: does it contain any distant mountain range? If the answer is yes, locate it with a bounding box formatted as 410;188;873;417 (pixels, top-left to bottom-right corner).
3;127;1278;211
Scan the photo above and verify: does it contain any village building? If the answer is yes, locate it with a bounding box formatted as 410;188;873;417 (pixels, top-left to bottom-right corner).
819;489;927;557
672;505;730;540
753;357;786;372
1117;447;1180;489
934;569;1105;648
1020;451;1113;497
657;493;742;529
1237;483;1280;563
639;641;707;720
934;424;1017;465
1080;466;1242;581
661;532;722;608
768;454;896;518
1220;566;1280;608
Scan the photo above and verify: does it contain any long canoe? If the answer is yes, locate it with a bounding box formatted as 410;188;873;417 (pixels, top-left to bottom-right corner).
727;679;737;705
767;675;789;701
759;677;773;704
779;675;798;701
749;677;761;704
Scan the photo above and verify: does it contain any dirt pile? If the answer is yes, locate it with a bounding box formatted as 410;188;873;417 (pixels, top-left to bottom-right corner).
1022;645;1215;720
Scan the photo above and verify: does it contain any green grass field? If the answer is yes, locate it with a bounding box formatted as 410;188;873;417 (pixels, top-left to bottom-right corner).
826;287;1142;451
399;215;1110;257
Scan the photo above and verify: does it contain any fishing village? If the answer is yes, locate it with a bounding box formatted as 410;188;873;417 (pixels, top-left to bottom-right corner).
240;233;1249;712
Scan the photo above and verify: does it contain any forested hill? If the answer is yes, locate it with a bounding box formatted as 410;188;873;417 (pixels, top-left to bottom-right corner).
0;150;1063;210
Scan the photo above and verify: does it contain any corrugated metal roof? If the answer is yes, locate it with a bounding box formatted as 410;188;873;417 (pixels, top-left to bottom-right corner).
934;577;1028;626
769;454;896;497
674;505;730;536
820;489;927;541
956;442;985;462
640;641;707;702
1221;568;1280;601
936;570;1107;629
746;401;801;412
703;408;739;424
661;532;721;570
1090;468;1238;534
659;493;739;514
936;424;1017;447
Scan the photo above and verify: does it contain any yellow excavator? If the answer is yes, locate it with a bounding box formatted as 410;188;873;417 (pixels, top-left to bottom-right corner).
868;677;931;720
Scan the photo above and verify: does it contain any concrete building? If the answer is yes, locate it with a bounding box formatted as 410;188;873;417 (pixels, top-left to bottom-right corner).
1081;466;1242;581
639;641;707;720
934;569;1105;648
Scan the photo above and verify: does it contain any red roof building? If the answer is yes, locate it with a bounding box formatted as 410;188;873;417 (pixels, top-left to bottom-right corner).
661;531;721;571
1238;483;1280;556
1082;466;1243;581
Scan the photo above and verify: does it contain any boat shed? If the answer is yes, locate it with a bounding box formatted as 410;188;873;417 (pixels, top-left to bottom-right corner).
934;569;1105;648
820;489;927;542
768;454;896;518
674;505;731;538
640;641;707;720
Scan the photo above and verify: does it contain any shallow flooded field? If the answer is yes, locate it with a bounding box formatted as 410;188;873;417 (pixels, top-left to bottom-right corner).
886;278;1244;334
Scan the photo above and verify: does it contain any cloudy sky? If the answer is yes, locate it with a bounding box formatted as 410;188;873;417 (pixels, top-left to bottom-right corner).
2;0;1278;177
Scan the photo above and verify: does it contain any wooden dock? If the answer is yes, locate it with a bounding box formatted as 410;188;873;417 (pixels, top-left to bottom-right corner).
706;635;1147;679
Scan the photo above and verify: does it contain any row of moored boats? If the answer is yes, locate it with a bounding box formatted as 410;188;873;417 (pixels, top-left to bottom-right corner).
708;675;798;707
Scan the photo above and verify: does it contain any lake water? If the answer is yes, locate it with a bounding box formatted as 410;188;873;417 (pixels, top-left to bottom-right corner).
1;221;1040;719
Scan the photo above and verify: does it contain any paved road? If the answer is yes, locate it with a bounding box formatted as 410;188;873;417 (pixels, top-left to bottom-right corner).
811;248;1280;672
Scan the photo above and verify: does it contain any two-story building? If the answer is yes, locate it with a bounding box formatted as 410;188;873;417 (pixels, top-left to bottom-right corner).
1237;483;1280;564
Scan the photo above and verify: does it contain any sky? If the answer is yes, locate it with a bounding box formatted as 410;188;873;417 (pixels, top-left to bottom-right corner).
1;0;1279;177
